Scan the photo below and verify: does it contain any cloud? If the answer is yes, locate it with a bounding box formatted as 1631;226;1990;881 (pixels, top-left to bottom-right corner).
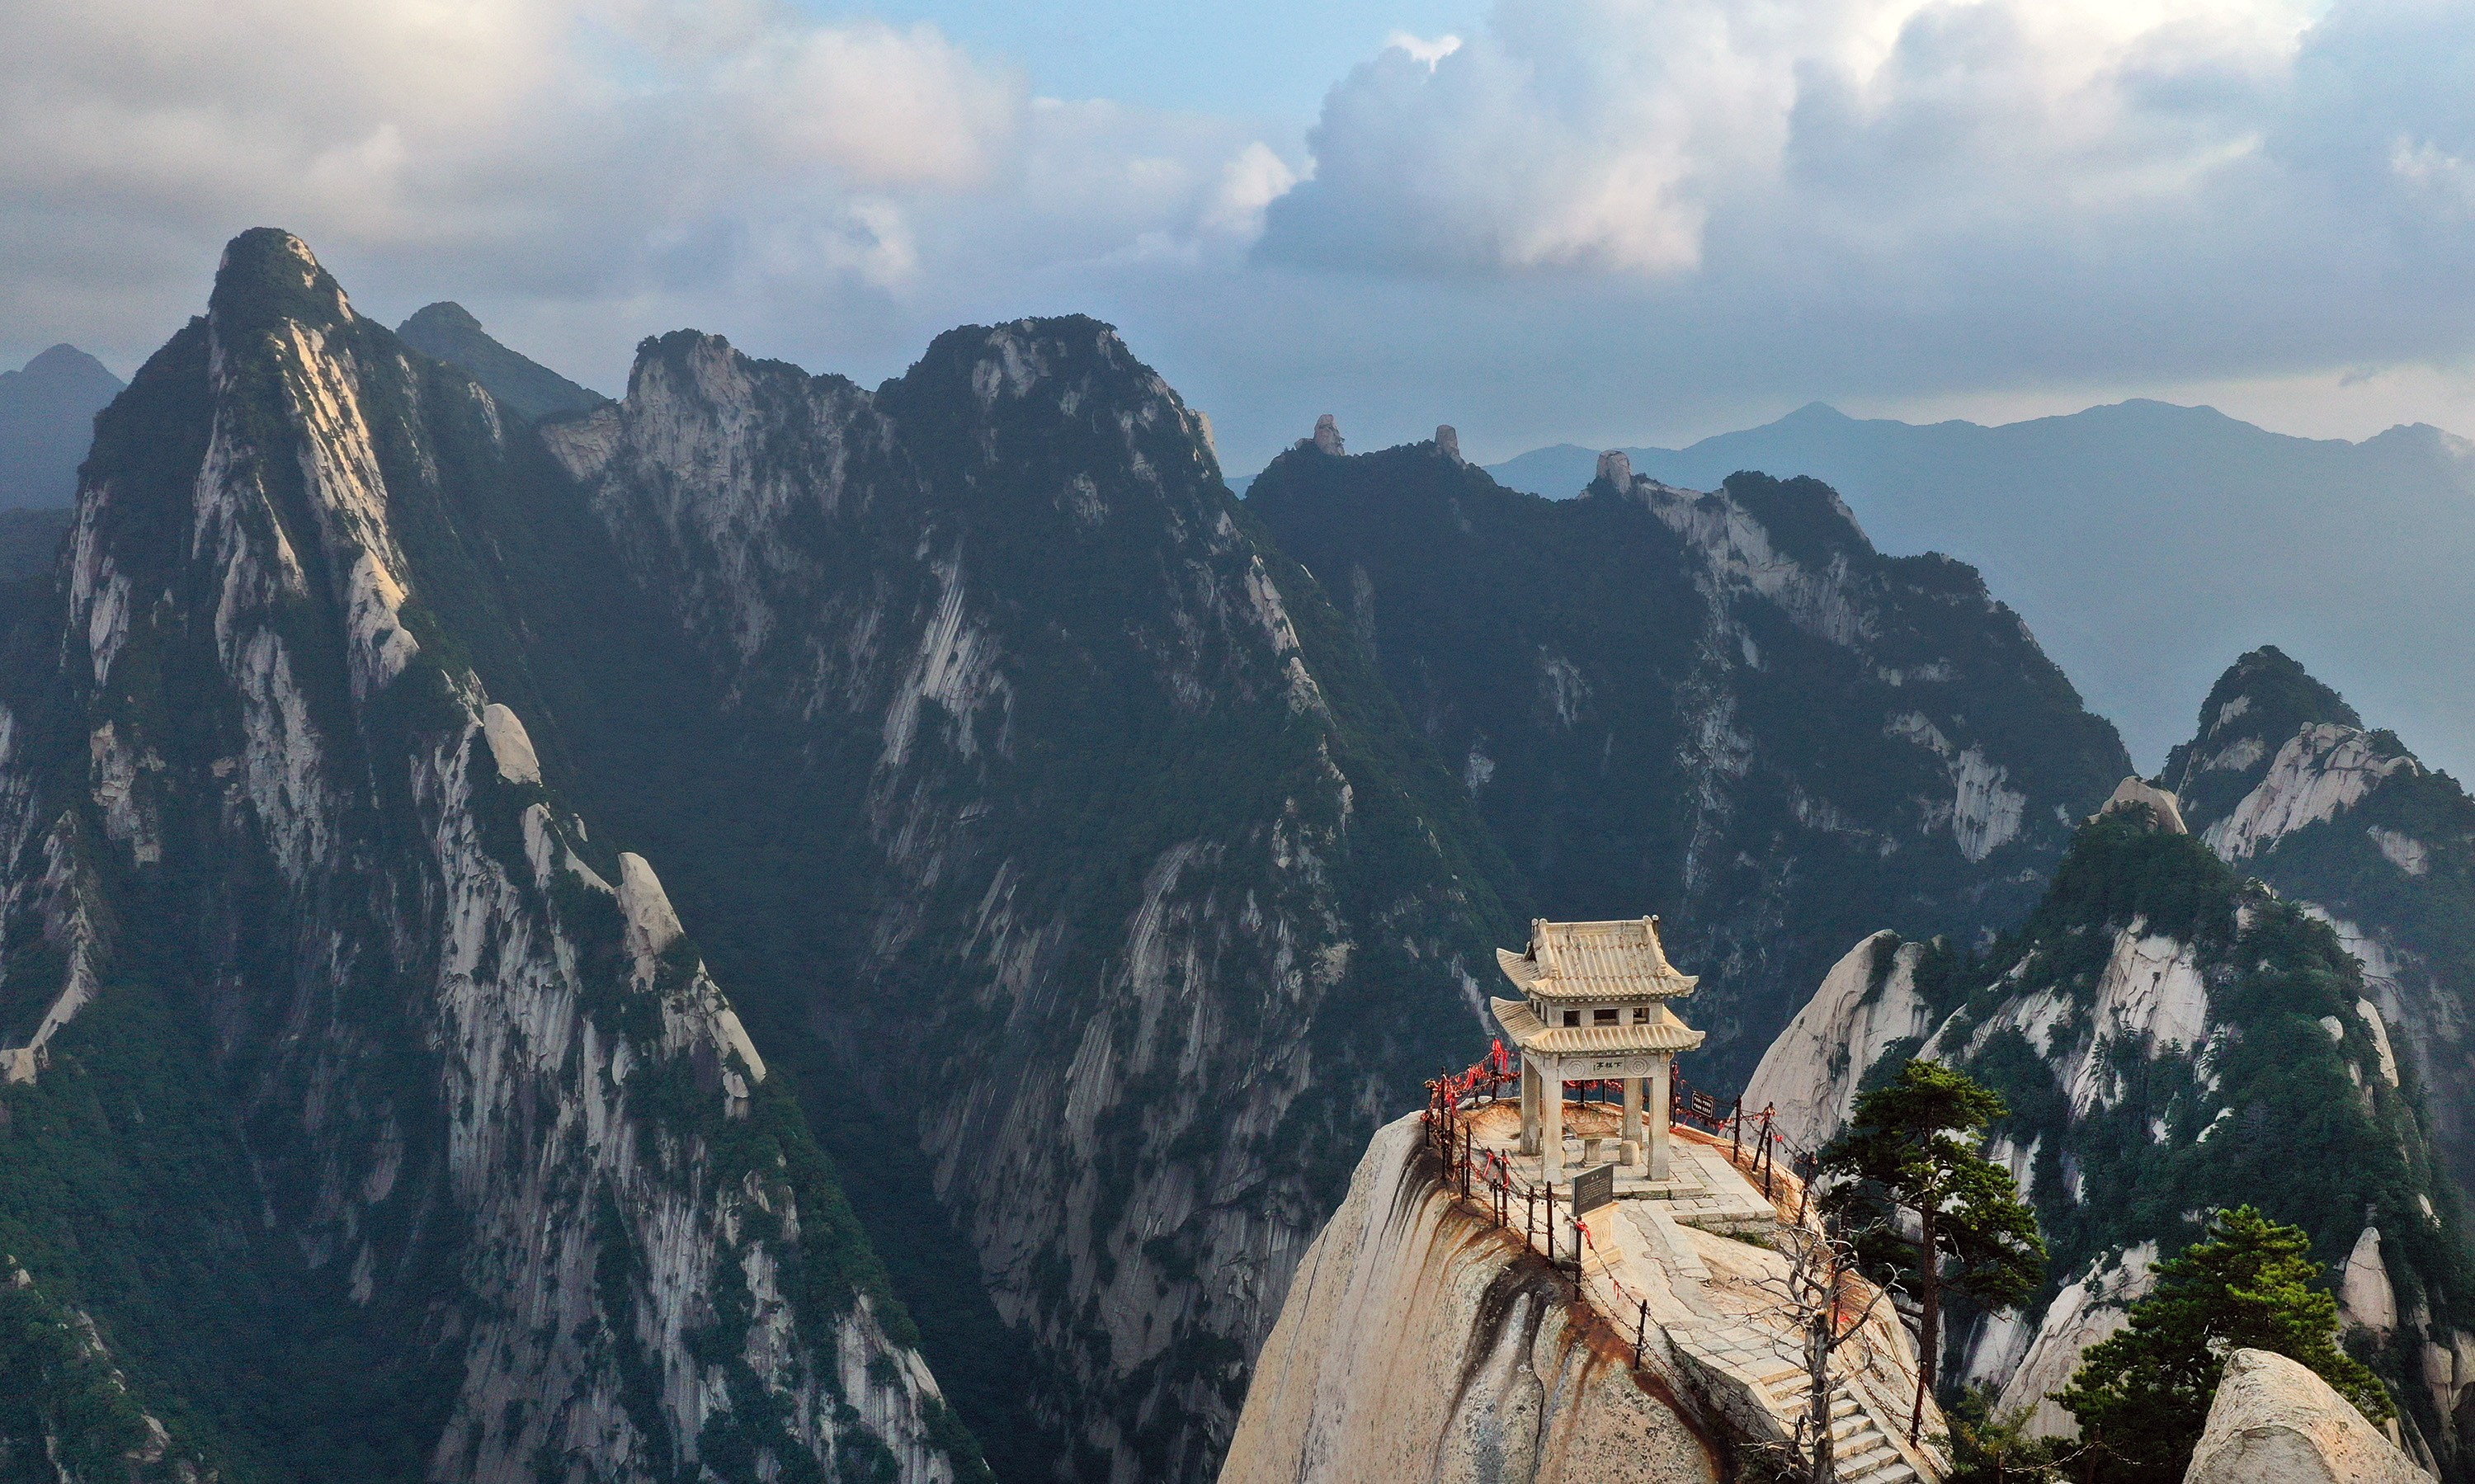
0;0;1289;375
1253;0;2475;398
1384;31;1464;68
11;0;2475;481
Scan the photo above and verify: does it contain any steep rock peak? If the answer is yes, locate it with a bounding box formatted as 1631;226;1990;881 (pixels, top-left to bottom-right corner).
2173;648;2361;777
899;313;1143;408
1313;412;1343;455
1594;448;1633;488
1717;470;1871;566
2092;776;2188;834
208;228;354;338
628;327;761;410
397;302;605;421
400;300;485;338
1435;424;1461;464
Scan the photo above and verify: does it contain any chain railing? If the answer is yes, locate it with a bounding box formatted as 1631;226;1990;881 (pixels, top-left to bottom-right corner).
1421;1046;1829;1368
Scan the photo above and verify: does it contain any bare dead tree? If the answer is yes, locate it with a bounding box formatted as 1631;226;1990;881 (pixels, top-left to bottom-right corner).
1741;1224;1899;1484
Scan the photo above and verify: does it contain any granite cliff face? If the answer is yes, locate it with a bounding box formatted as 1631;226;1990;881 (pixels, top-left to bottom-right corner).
2162;648;2475;1199
0;232;975;1484
1748;806;2475;1472
1219;1114;1726;1484
533;327;1520;1482
1247;437;2129;1074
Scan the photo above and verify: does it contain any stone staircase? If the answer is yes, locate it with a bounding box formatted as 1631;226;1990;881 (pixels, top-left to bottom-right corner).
1756;1362;1923;1484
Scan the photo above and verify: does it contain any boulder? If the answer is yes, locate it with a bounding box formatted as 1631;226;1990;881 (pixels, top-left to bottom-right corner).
480;702;542;786
2339;1227;2398;1336
2184;1349;2425;1484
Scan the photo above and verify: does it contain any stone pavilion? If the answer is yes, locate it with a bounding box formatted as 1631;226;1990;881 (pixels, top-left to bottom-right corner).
1492;916;1707;1182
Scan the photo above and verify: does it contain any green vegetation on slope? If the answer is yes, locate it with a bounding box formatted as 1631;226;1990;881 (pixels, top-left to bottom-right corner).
0;985;460;1483
1247;444;2128;1081
1890;812;2474;1463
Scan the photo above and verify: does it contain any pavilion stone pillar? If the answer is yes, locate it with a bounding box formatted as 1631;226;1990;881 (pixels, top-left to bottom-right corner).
1488;916;1708;1192
1540;1056;1564;1184
1621;1075;1643;1165
1648;1055;1673;1181
1519;1058;1542;1155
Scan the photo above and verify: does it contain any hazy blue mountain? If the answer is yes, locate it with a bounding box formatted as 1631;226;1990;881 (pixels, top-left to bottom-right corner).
0;508;70;582
0;344;121;508
1487;402;2475;780
395;300;605;421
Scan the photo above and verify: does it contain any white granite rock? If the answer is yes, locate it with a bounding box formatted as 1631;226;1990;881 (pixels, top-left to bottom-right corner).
1312;412;1344;455
2094;776;2189;834
1596;449;1634;488
1436;424;1462;463
2183;1349;2424;1484
480;703;540;786
1221;1114;1723;1484
2339;1227;2398;1336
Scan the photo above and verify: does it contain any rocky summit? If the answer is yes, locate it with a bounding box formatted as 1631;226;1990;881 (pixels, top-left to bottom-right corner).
1746;796;2475;1472
0;231;1524;1484
0;229;976;1484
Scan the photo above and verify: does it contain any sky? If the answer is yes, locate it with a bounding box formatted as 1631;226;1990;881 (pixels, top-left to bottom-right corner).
9;0;2475;478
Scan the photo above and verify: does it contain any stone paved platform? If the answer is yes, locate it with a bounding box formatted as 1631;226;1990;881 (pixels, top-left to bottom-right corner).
1448;1097;1945;1484
1459;1098;1782;1232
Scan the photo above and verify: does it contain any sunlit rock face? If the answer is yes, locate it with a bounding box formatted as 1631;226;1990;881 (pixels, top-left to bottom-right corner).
1219;1114;1727;1484
541;316;1520;1483
1748;803;2475;1471
1247;445;2128;1081
2185;1350;2426;1484
2162;646;2475;1203
0;230;975;1484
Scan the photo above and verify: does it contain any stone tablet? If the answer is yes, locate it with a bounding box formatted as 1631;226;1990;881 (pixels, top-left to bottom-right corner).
1573;1162;1616;1216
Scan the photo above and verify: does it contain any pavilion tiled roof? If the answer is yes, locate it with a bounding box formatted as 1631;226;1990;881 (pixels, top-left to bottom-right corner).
1490;997;1706;1054
1495;916;1699;1003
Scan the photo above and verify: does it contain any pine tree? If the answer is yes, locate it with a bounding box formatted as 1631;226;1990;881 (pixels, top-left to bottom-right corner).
1821;1061;2045;1440
2059;1205;2392;1484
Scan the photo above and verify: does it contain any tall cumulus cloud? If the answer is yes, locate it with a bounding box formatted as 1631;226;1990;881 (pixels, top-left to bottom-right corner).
1259;0;2475;391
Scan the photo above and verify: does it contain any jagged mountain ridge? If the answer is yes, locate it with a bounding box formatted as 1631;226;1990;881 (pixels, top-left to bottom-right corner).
1246;436;2129;1077
396;303;606;423
0;231;978;1483
1483;399;2475;780
2161;647;2475;1199
1746;807;2475;1475
527;322;1525;1483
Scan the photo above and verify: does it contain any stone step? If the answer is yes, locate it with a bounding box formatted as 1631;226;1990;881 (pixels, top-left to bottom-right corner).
1840;1453;1914;1484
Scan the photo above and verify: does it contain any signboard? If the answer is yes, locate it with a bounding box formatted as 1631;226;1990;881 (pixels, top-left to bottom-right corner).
1572;1162;1616;1217
1573;1055;1662;1079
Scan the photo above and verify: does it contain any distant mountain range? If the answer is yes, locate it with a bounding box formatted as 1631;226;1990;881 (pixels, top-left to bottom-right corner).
0;343;121;508
1485;402;2475;778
